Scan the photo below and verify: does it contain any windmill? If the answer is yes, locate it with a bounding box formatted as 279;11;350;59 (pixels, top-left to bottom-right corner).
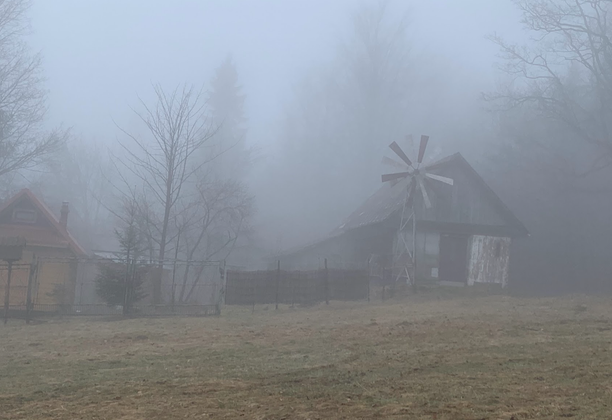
381;135;454;291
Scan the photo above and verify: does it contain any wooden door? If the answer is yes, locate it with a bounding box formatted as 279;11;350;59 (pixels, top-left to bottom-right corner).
439;234;469;283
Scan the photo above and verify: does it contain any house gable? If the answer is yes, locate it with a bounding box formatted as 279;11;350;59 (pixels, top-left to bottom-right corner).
0;189;87;256
0;193;55;229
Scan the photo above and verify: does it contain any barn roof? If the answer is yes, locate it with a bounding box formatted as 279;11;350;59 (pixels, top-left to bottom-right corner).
271;153;528;260
332;153;528;236
0;189;87;256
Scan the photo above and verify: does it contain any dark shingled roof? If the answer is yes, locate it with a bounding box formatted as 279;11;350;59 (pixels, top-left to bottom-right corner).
331;152;528;237
271;153;528;259
328;154;461;236
330;177;410;236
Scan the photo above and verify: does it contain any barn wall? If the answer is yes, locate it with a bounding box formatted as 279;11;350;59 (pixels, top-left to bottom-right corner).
276;224;395;271
417;232;440;280
467;236;510;287
418;165;506;227
394;229;441;280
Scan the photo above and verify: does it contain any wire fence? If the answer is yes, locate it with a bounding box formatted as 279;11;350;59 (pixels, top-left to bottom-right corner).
0;256;223;322
225;262;370;307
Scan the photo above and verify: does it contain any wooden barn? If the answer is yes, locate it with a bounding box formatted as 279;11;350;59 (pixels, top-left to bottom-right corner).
273;153;528;287
0;189;87;310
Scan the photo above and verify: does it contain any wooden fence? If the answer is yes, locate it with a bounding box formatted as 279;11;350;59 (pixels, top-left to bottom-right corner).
224;265;369;306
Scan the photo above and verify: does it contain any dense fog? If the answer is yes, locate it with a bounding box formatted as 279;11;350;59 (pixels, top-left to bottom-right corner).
1;0;611;294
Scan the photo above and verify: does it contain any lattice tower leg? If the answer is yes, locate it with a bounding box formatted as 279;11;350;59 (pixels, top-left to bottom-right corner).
394;194;415;286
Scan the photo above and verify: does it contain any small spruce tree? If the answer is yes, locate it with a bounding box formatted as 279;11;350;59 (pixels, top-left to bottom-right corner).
96;196;147;313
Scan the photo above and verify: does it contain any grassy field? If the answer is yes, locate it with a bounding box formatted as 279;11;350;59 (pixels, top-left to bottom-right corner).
2;293;612;419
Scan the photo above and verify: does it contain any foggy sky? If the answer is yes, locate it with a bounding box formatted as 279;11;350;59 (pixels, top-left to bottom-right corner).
29;0;523;150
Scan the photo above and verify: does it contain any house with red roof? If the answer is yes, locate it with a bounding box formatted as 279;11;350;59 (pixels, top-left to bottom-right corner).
0;189;87;311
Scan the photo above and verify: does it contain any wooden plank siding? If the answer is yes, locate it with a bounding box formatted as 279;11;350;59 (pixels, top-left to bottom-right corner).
468;235;511;287
417;164;506;227
0;248;78;308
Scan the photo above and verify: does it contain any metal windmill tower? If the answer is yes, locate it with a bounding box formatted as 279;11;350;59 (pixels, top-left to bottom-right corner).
381;135;454;291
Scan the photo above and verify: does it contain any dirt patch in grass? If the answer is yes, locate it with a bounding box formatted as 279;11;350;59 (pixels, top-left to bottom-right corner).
2;295;612;419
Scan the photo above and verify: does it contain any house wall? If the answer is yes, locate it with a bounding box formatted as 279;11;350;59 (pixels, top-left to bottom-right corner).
0;262;30;307
467;235;511;287
31;248;77;308
0;247;77;308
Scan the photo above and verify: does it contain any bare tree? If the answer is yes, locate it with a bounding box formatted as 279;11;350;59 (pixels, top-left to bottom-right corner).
484;0;612;293
116;84;216;301
0;0;66;178
487;0;612;180
261;1;415;249
175;178;252;303
30;139;113;251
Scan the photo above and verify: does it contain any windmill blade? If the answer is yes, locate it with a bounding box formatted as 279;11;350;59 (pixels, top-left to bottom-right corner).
382;156;409;171
417;135;429;164
406;134;416;158
418;177;432;209
382;172;411;183
389;141;413;167
425;173;454;186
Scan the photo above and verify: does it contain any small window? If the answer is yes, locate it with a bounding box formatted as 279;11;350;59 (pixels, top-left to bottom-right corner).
12;208;37;224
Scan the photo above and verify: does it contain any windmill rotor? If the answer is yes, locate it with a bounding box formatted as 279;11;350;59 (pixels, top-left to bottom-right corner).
382;135;453;207
389;141;414;168
417;135;429;166
381;135;454;292
382;155;409;171
406;134;416;162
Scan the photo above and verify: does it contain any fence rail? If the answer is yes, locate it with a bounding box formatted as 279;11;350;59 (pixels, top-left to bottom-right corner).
225;264;369;306
0;257;223;322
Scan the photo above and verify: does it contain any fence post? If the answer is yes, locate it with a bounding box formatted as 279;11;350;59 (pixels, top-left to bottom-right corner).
366;258;370;303
26;258;38;324
122;258;130;317
221;260;227;306
171;259;177;313
291;272;297;307
324;258;329;305
3;261;13;325
275;260;280;310
252;273;256;314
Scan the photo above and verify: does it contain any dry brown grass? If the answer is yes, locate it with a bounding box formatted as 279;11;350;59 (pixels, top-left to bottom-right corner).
2;293;612;419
